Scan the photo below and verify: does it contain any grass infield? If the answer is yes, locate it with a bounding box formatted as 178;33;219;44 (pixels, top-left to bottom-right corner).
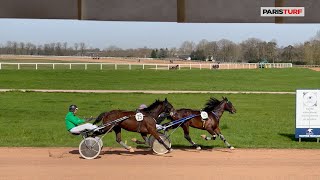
0;92;319;149
0;68;319;148
0;68;319;92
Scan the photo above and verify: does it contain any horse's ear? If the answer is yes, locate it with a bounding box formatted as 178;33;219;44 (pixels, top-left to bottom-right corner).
165;98;168;102
222;96;228;101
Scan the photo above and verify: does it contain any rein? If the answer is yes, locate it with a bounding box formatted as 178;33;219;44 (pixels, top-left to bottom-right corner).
211;111;220;121
211;100;227;121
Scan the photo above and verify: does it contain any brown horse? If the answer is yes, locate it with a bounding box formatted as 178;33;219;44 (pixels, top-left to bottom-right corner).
93;98;175;152
170;65;179;70
167;97;236;150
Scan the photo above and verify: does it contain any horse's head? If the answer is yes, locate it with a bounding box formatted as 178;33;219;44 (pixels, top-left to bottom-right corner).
143;98;175;118
163;98;175;116
203;97;236;114
222;96;236;114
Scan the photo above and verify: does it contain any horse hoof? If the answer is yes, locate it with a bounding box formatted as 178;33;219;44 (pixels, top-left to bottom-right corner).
230;146;235;150
129;148;135;153
169;148;173;153
196;146;201;150
200;135;206;139
131;138;137;142
212;135;217;140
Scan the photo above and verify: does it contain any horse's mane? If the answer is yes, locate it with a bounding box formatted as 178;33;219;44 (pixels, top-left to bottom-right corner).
203;97;221;112
143;99;162;112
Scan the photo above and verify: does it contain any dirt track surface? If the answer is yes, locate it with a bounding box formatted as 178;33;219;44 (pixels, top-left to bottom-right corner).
1;148;320;180
310;67;320;71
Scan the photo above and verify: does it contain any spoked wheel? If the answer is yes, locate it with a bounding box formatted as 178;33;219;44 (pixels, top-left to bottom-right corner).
94;136;104;150
79;137;101;159
149;133;171;155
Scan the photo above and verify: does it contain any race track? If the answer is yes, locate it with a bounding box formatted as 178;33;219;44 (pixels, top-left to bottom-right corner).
1;147;320;180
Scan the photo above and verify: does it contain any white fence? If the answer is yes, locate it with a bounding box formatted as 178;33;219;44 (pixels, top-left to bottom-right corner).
0;63;293;70
294;65;320;68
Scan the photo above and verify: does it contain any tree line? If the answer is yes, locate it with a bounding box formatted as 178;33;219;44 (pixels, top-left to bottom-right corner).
1;31;320;65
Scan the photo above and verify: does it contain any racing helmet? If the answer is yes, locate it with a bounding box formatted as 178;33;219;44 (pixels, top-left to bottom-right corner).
69;104;78;112
138;104;147;110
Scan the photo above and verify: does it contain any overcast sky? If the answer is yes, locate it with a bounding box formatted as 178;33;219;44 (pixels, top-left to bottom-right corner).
0;19;319;49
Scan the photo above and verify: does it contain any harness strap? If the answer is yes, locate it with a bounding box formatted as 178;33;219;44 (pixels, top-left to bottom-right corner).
160;114;198;131
201;119;206;128
137;121;142;133
212;111;220;121
100;116;129;128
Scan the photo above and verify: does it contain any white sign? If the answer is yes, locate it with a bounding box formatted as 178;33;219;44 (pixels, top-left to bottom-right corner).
296;89;320;138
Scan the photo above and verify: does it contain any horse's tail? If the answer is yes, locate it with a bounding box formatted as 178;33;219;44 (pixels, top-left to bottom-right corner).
93;111;108;125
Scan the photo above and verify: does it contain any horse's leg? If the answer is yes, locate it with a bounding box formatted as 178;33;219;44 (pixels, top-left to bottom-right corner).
215;128;234;150
141;133;149;146
182;124;201;150
131;133;149;146
200;127;217;141
114;126;134;152
146;124;172;152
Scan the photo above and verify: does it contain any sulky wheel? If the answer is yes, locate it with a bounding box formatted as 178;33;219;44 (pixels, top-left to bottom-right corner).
79;137;101;159
94;136;103;150
149;133;171;155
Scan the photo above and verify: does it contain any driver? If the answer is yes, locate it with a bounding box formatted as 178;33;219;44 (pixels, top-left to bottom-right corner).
138;104;147;110
65;104;98;134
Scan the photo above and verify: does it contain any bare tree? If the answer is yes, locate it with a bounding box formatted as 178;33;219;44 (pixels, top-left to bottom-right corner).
179;41;195;55
74;43;79;55
79;42;86;56
63;42;68;55
168;47;178;58
217;39;238;62
12;41;18;54
37;45;43;55
55;42;62;56
266;41;277;63
240;38;262;62
196;39;213;59
207;41;219;61
19;42;25;55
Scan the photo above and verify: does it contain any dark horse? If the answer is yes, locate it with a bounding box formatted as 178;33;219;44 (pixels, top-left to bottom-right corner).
212;64;219;69
170;65;179;70
167;97;236;150
93;98;175;152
